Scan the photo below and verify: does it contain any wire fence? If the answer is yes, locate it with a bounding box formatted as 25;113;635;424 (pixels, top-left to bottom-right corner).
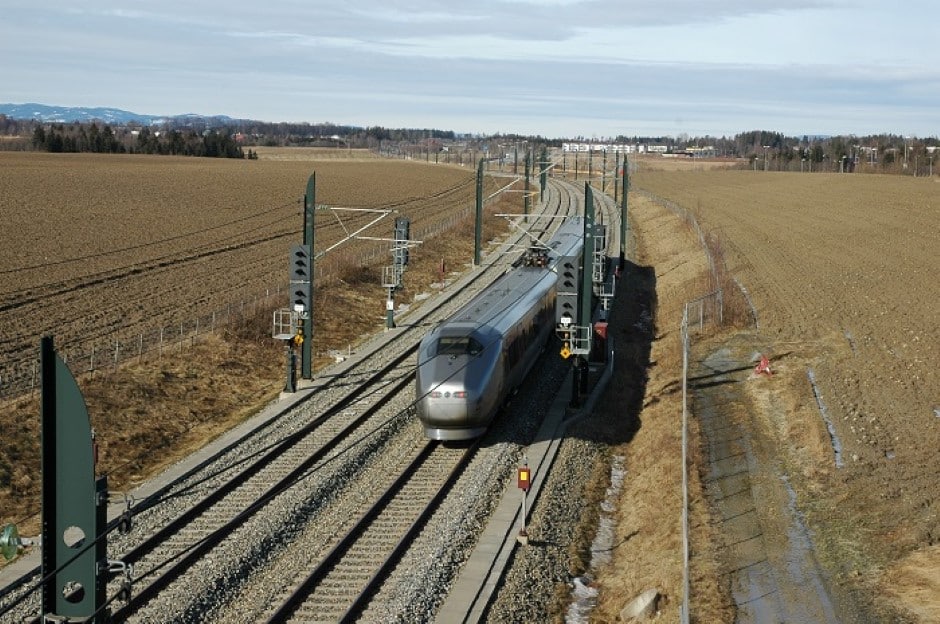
680;288;723;624
0;206;474;401
0;289;284;400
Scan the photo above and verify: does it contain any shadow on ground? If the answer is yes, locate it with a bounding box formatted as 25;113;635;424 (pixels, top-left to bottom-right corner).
568;259;657;446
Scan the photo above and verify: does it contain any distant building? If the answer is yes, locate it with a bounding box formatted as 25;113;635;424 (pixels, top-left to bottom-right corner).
687;146;717;158
561;142;640;154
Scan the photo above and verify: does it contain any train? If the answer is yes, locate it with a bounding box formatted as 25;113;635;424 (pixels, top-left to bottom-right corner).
415;217;585;440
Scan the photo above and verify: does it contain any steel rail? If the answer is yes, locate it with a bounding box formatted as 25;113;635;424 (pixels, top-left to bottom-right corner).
265;441;478;623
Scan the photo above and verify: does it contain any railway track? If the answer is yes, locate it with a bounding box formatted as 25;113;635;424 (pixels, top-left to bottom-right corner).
0;177;581;622
110;360;419;621
265;441;475;623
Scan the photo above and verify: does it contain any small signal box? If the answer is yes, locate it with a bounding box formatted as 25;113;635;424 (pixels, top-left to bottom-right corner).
517;465;531;492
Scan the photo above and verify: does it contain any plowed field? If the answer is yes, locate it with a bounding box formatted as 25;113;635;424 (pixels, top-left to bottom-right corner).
634;169;939;621
0;152;485;373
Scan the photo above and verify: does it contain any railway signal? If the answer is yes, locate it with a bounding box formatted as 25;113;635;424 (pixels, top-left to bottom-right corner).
394;217;410;267
558;311;573;359
283;242;313;391
517;464;531;491
555;255;580;325
289;244;312;317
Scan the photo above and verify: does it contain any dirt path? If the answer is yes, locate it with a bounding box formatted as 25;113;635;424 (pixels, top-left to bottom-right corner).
693;335;846;622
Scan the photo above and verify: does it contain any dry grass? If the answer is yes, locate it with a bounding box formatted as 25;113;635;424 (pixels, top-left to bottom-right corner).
251;146;382;161
631;155;744;172
880;545;940;623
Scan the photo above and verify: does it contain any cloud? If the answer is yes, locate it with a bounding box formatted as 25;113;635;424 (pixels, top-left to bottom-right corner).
2;0;937;137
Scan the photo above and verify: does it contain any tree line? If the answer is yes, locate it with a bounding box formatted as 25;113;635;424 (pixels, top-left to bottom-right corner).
0;114;935;173
27;122;246;158
0;115;458;157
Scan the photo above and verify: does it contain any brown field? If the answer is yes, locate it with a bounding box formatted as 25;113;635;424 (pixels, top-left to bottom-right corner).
632;154;745;172
610;169;939;622
0;151;487;367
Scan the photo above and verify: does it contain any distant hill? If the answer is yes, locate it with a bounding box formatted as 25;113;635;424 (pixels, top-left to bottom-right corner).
0;102;241;126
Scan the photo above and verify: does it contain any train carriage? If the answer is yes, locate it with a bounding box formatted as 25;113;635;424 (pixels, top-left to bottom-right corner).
415;217;584;440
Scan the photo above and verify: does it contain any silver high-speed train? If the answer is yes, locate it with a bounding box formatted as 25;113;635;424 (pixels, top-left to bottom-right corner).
415;217;585;440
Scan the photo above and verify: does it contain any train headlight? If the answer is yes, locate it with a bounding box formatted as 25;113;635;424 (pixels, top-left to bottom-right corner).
429;389;467;399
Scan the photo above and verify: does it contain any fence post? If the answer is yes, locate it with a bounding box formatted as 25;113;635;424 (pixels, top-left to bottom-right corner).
718;289;724;325
179;322;184;353
138;333;144;362
113;341;120;370
90;345;96;378
681;305;690;624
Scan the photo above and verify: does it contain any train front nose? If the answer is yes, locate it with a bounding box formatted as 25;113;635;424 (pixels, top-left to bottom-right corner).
416;330;491;440
425;386;472;427
419;384;487;441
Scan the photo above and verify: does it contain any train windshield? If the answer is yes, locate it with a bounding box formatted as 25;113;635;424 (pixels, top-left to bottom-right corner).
436;336;484;357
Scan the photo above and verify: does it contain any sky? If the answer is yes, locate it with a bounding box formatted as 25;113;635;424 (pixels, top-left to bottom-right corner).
2;1;937;139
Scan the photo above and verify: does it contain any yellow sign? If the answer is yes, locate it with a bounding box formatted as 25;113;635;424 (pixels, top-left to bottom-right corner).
560;345;571;359
293;334;304;346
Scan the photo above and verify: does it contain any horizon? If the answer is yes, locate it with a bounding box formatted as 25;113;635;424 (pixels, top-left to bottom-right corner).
5;102;934;143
